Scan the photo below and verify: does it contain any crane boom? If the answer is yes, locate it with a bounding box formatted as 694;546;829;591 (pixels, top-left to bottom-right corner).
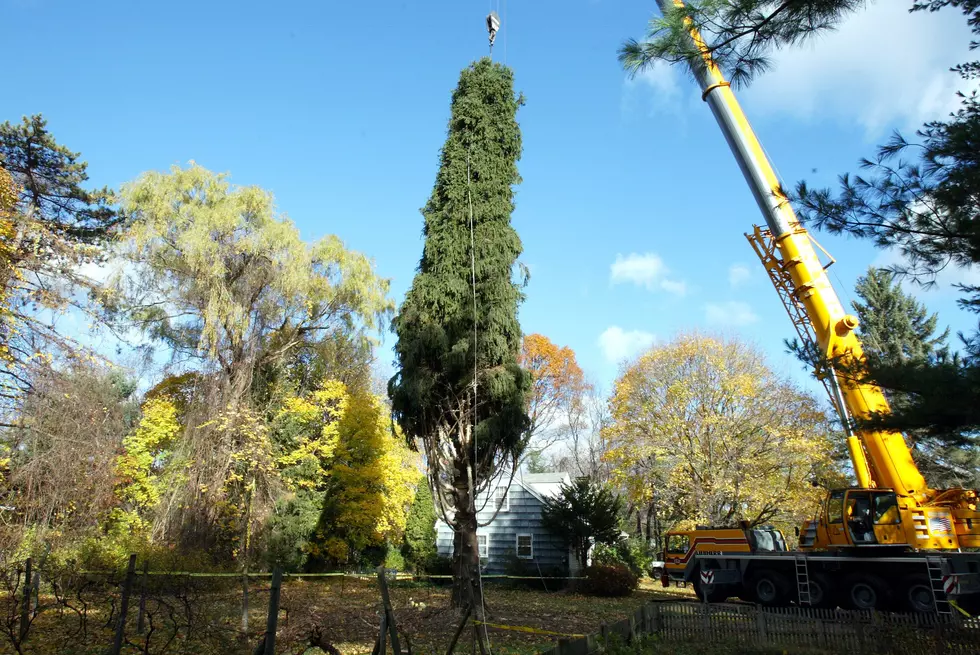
653;0;930;501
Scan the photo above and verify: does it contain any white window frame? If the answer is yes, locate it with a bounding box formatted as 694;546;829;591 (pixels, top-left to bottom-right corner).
494;486;510;512
516;533;533;560
477;533;489;559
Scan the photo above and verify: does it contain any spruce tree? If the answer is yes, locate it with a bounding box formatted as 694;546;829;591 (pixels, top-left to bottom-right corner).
852;267;948;368
402;482;437;570
388;57;531;611
851;268;980;488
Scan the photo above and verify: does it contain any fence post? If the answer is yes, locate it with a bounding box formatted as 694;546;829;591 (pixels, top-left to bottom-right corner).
755;607;767;643
19;557;31;641
30;569;40;614
242;572;250;636
651;604;661;635
262;568;283;655
109;554;138;655
376;565;403;655
137;560;148;635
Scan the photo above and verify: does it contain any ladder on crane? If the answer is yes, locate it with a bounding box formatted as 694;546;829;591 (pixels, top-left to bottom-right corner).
795;555;811;606
927;556;954;617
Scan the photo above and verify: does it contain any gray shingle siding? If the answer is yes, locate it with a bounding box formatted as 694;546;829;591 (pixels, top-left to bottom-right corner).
435;480;571;576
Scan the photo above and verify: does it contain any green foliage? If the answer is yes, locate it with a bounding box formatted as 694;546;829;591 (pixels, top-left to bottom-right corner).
591;536;654;578
582;563;637;597
110;162;392;395
850;269;980;486
0;114;117;242
618;1;867;88
524;449;553;474
541;478;624;570
384;543;406;570
263;491;324;571
387;57;531;605
388;57;531;455
403;481;437;570
852;267;949;366
0;115;120;404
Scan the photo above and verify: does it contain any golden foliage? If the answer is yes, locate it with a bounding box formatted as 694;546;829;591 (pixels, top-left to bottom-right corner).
519;333;588;436
306;387;421;563
604;331;842;534
114;396;181;515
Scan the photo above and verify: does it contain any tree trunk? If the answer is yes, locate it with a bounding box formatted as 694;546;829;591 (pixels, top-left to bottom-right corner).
450;489;484;614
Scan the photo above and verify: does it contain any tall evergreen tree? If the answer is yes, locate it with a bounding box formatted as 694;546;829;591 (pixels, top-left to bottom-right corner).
851;268;980;488
388;58;532;611
0;115;120;409
852;267;949;369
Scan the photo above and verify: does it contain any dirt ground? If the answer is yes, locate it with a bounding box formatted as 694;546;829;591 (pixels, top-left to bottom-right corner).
275;577;694;655
0;575;694;655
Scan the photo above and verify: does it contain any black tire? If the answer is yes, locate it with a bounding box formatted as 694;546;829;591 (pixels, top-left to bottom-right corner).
899;575;935;613
749;569;792;607
807;572;838;609
843;573;893;611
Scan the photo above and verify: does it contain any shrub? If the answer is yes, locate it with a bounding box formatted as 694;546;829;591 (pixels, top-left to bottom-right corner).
383;543;405;570
592;536;653;578
583;563;638;597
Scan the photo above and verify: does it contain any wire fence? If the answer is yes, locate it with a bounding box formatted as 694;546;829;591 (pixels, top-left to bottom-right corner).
0;554;588;654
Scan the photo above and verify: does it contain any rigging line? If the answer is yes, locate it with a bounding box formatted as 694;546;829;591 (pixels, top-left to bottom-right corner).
466;146;493;655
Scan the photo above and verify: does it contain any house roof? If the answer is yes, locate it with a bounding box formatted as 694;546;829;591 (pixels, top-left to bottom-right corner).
515;471;570;502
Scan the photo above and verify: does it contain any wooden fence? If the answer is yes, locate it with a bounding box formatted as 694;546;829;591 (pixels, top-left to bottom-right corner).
538;601;980;655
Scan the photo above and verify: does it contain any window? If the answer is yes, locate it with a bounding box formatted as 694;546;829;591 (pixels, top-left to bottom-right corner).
827;489;845;524
666;534;690;554
873;492;901;525
477;534;488;559
517;534;533;559
494;487;509;512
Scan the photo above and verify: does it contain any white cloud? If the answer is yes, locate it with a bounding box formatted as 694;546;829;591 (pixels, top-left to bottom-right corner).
598;326;656;364
660;279;688;296
743;1;976;136
728;263;751;288
704;301;759;326
610;252;687;296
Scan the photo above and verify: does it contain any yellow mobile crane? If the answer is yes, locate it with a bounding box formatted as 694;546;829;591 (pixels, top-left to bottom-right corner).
655;0;980;612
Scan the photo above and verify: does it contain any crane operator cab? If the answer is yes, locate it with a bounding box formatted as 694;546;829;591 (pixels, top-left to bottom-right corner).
799;488;909;550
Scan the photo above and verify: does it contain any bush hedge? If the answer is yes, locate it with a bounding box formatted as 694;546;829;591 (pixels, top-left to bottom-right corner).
583;563;638;597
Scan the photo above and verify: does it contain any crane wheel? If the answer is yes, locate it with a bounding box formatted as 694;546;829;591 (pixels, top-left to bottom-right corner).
748;569;791;607
843;573;893;611
899;575;935;613
807;573;837;609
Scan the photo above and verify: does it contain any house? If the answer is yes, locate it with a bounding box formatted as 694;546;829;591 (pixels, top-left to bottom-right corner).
435;472;580;576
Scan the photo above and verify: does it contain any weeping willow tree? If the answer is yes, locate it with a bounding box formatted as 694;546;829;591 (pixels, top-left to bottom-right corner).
388;57;532;611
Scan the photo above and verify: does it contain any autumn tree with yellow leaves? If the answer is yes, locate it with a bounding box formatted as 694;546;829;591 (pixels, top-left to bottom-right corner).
604;332;844;548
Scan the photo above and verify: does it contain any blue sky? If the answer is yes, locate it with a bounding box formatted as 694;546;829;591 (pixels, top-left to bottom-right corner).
3;0;978;405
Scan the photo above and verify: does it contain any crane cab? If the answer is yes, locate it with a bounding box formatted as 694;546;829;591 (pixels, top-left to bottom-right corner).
799;488;959;551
